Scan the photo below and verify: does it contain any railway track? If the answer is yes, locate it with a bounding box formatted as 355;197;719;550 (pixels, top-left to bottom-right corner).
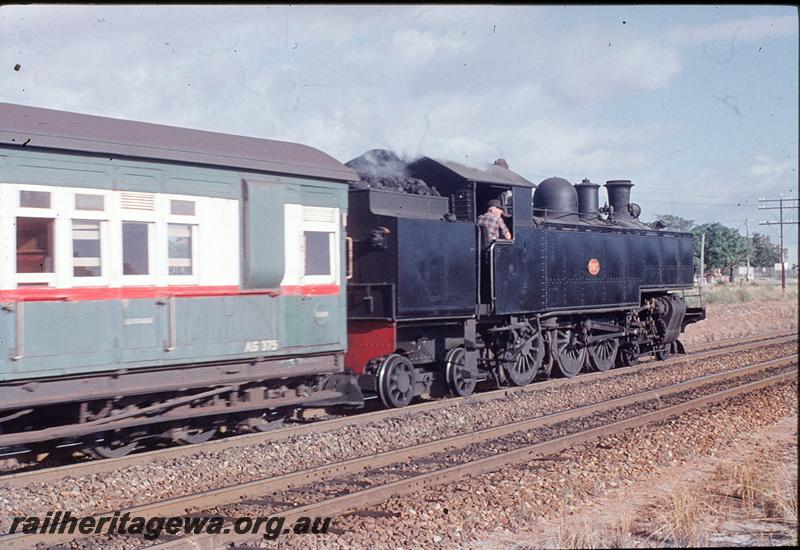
1;331;795;488
0;352;795;549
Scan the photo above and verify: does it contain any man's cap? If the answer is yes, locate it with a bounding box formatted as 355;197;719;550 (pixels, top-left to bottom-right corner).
487;199;510;217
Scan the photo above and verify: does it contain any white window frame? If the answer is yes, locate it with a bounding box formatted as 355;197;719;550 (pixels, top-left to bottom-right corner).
70;190;111;287
120;218;156;286
2;184;233;291
71;218;109;286
14;186;59;287
164;196;200;285
166;222;199;283
300;207;340;286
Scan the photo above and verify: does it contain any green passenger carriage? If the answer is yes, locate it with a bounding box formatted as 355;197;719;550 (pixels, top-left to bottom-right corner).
0;103;361;457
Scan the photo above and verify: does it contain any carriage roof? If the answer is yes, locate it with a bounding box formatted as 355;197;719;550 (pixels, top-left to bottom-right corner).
0;102;358;183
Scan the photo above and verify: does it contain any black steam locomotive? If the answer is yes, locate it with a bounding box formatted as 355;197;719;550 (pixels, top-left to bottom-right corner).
344;151;705;407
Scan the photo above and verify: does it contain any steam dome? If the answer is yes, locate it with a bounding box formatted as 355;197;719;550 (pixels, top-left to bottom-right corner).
533;177;578;222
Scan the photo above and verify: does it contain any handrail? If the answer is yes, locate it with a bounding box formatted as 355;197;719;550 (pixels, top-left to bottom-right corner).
345;237;354;280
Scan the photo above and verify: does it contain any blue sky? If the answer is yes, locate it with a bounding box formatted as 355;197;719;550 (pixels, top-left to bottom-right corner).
1;5;797;261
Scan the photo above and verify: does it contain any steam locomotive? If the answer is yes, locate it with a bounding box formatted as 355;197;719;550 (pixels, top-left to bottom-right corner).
0;103;703;458
344;151;705;407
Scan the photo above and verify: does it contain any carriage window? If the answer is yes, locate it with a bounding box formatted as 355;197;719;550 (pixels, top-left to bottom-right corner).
72;220;102;277
20;190;51;208
168;223;193;275
122;222;151;275
304;231;332;276
170;200;195;216
75;194;105;211
16;217;54;273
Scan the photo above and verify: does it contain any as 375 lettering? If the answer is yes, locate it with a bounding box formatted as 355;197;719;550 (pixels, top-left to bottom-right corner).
244;340;278;352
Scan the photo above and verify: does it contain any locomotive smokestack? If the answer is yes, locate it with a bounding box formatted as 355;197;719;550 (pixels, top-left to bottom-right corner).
605;180;634;219
575;178;600;220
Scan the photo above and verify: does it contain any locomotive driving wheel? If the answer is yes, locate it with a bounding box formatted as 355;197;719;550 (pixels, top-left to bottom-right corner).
377;354;416;408
552;329;587;378
502;330;544;386
587;336;619;372
445;347;476;397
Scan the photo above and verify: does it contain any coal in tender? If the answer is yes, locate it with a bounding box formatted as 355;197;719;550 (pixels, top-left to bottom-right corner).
346;149;440;196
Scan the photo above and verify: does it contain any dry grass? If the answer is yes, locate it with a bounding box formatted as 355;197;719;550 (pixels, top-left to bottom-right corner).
651;486;709;547
692;282;798;305
606;508;636;549
726;458;798;525
555;515;599;549
762;463;798;524
730;461;757;512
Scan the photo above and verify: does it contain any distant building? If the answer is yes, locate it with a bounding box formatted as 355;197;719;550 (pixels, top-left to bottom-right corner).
737;266;755;278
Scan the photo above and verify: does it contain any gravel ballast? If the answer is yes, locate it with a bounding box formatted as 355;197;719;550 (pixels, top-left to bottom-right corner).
0;342;794;535
288;380;798;549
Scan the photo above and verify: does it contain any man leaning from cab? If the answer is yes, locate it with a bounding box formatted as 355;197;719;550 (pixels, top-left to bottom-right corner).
477;199;512;241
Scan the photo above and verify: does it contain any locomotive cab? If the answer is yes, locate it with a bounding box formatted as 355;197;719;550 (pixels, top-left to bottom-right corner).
408;158;537;313
344;154;539;406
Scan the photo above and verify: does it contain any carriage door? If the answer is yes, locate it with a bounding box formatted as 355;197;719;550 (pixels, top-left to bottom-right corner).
281;198;342;348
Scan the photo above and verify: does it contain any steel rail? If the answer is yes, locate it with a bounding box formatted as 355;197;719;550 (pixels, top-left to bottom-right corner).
150;366;799;550
1;332;795;488
1;355;795;549
641;329;796;361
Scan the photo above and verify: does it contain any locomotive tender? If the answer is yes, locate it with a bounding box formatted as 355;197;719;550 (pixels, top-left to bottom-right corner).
0;103;704;457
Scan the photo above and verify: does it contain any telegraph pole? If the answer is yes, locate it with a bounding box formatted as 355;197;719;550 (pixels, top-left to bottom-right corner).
699;232;705;288
744;218;750;282
759;197;799;292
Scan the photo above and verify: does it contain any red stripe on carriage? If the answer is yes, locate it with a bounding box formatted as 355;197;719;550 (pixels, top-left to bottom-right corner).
279;284;341;296
0;284;340;302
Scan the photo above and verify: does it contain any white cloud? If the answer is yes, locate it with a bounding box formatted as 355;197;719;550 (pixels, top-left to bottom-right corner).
750;155;797;177
406;5;510;28
0;5;679;188
391;29;468;65
668;14;797;45
543;32;682;102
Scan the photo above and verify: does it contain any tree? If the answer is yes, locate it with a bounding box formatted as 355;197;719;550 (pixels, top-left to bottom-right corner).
750;233;783;267
692;223;748;281
654;214;694;232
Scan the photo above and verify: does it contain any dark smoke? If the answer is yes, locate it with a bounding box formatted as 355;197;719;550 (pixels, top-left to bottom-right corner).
346;149;440;196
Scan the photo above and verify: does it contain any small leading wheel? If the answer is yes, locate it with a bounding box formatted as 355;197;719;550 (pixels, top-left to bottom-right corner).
588;337;619;372
553;329;587;378
655;344;672;361
445;347;476;397
617;344;640;367
377;354;416;408
503;332;544;386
